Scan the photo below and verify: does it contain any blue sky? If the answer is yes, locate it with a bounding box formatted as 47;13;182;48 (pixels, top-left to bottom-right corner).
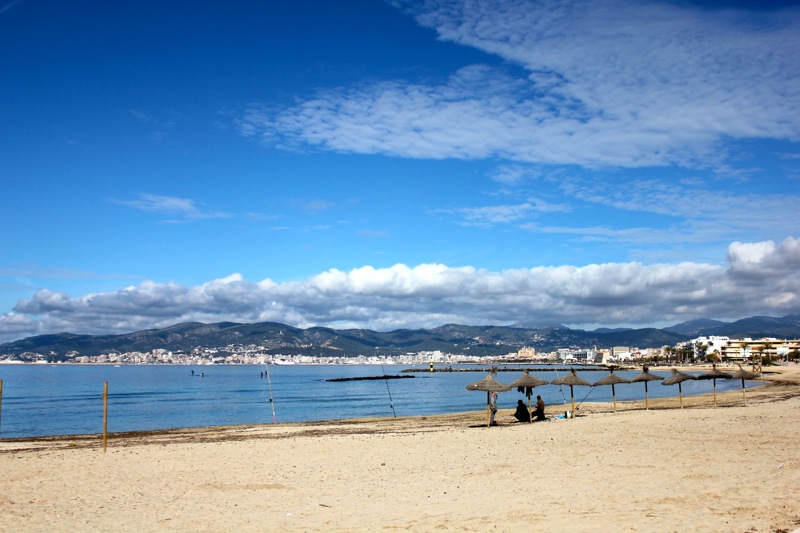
1;0;799;343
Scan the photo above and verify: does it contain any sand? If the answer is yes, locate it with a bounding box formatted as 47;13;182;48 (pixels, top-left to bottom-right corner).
1;365;799;532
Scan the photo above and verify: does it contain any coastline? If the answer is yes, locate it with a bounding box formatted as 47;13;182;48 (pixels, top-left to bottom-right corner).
2;365;799;532
1;362;773;440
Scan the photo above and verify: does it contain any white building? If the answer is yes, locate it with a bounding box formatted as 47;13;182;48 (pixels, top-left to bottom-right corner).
692;336;730;359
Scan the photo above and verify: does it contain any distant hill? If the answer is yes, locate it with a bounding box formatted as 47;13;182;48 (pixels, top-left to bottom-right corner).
664;318;726;336
592;327;633;334
1;315;798;361
700;314;800;338
665;315;800;338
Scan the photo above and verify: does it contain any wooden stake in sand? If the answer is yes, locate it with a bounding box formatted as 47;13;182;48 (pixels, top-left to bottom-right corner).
265;363;277;424
0;379;3;434
103;381;108;453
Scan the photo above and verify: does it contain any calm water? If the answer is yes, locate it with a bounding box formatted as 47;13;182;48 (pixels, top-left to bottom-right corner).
0;364;754;438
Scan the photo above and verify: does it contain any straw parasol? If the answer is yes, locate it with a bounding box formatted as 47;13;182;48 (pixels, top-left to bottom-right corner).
591;368;630;414
697;363;732;408
508;369;550;423
466;373;512;427
660;369;696;409
631;366;663;410
550;369;591;418
729;364;759;406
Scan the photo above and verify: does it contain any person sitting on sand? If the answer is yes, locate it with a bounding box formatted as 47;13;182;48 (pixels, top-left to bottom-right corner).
532;395;546;421
513;399;531;422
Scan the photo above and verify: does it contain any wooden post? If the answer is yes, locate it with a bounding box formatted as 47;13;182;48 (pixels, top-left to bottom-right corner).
742;379;747;406
103;381;108;453
527;396;532;424
569;385;575;417
0;379;3;435
712;379;717;408
751;355;762;376
611;384;617;414
486;391;491;427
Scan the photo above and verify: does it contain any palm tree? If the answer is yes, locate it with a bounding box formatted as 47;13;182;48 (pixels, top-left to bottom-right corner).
678;344;694;364
695;342;709;362
763;341;774;366
663;346;676;365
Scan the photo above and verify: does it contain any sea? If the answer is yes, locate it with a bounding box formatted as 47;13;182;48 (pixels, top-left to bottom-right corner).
0;363;756;438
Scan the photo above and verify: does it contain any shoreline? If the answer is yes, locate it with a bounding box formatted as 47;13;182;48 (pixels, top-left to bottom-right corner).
0;362;789;443
2;366;798;532
2;364;797;448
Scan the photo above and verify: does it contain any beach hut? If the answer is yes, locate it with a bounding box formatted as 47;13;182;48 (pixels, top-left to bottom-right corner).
466;373;512;427
508;369;550;423
729;364;759;406
660;369;696;409
631;366;663;410
697;364;732;408
592;368;630;414
550;369;591;418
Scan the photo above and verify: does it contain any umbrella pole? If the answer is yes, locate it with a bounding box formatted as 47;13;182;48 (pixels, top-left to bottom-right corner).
570;385;575;417
741;379;747;406
678;382;684;409
612;384;617;414
486;391;491;428
713;379;717;408
528;396;533;424
644;381;649;410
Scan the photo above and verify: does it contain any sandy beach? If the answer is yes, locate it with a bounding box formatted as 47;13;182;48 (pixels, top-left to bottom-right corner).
2;365;799;532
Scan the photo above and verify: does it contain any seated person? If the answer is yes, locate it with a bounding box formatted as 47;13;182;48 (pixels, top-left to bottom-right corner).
532;395;546;421
513;399;531;422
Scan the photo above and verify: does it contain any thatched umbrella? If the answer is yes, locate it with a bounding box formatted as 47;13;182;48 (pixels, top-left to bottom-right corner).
508;369;550;423
729;364;759;406
550;369;591;418
592;368;630;414
466;373;512;427
631;366;663;410
697;364;732;408
660;369;696;409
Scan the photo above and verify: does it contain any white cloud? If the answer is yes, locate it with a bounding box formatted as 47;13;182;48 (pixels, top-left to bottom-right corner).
0;264;136;281
490;165;540;185
2;237;798;344
240;0;800;169
561;177;800;243
114;194;232;222
447;203;536;225
445;174;800;249
727;237;800;279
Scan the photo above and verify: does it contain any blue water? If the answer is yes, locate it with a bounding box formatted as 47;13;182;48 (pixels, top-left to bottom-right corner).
0;364;755;438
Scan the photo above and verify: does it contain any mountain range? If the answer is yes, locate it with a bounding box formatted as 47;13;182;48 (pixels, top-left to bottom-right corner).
1;314;799;361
